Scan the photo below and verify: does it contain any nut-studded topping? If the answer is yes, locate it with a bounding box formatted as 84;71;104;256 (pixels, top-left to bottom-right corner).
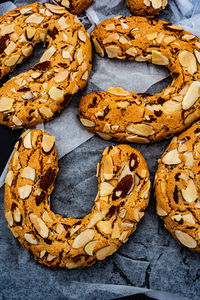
178;51;197;75
45;3;66;14
24;233;38;245
78;30;86;42
80;118;95;128
162;149;181;165
26;27;36;40
25;14;44;24
156;206;167;217
4;129;150;268
103;154;113;180
42;135;55;153
126;124;155;137
48;87;64;101
5;170;13;187
96;245;116;260
21;166;36;181
182;81;200;110
175;230;197;248
40;45;56;62
152;50;169;65
0;97;14;112
84;240;97;256
181;180;198;203
23;132;32;149
72;229;94;249
5;211;14;227
30;213;49;238
18;184;32;199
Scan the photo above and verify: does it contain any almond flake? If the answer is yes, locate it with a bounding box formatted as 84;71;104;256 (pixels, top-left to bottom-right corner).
5;170;13;187
162;149;181;165
18;184;32;199
103;154;113;180
182;81;200;110
96;245;116;260
93;38;104;57
78;30;86;42
5;211;13;227
80;118;95;128
72;229;94;249
179;50;197;75
40;45;56;62
152;50;169;65
175;230;197;248
23;132;32;149
48;87;64;101
105;45;121;58
25;14;44;24
107;87;130;96
5;54;20;67
181;179;198;203
126;124;155;137
24;233;38;245
30;213;49;238
21;166;35;181
84;240;97;256
0;97;14;112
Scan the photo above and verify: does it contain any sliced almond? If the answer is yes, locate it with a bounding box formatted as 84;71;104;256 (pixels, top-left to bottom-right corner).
1;24;14;35
39;106;54;118
26;27;36;40
194;49;200;64
42;211;53;223
162;101;181;113
23;132;32;149
97;221;112;235
13;207;21;223
48;87;64;101
4;41;16;56
105;45;121;58
96;245;116;260
152;50;169;65
162;149;181;165
18;184;32;199
30;213;49;238
78;30;86;42
96;131;112;140
21;166;35;181
56;223;65;234
126;136;150;143
184;152;193;167
25;14;44;24
5;54;20;67
93;38;104;57
151;0;162;9
107;87;130;96
12;116;22;126
42;135;55;153
80;118;95;128
182;81;200;110
126;124;155;137
175;230;197;248
103;33;119;44
87;212;103;228
31;72;42;79
157;206;168;217
72;229;94;249
40;45;56;62
84;240;97;256
119;208;126;219
181;179;198;203
179;51;197;75
103;154;113;180
24;233;38;245
5;170;13;187
5;211;13;227
45;3;66;14
47;254;56;262
111;221;120;239
100;182;114;196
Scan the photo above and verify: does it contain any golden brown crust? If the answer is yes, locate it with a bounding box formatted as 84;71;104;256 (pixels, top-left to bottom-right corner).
78;16;200;143
126;0;168;16
4;129;151;268
0;3;92;129
54;0;93;15
155;121;200;251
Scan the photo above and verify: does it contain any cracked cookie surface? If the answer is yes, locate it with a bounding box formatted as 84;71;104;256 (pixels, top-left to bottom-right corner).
54;0;93;15
0;2;92;129
155;121;200;251
4;129;151;268
78;16;200;143
126;0;168;16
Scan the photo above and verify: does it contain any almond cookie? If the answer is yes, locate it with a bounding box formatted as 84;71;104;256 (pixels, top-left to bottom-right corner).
155;121;200;251
0;3;92;129
78;16;200;143
4;129;151;268
54;0;93;15
126;0;168;16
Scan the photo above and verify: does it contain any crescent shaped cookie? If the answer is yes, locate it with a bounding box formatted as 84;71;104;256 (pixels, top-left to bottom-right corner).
155;121;200;251
126;0;168;16
54;0;93;15
4;129;151;268
78;16;200;143
0;3;92;129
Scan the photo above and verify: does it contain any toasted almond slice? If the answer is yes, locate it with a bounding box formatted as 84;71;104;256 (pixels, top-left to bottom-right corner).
93;37;104;57
18;184;32;199
162;149;181;165
156;206;168;217
107;87;130;96
80;118;95;128
179;51;197;75
30;213;49;238
24;233;38;245
0;97;14;112
151;0;162;9
42;135;55;153
96;245;116;260
175;230;197;248
72;229;94;249
48;87;64;101
84;240;97;256
23;132;32;149
40;45;56;62
97;221;112;234
181;179;198;203
103;154;113;180
100;182;114;196
126;124;155;137
5;211;13;227
25;14;44;24
182;81;200;110
39;106;54;118
21;166;35;181
5;170;13;187
152;50;169;65
5;55;20;67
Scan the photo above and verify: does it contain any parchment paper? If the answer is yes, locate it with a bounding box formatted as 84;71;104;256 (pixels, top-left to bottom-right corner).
0;1;200;299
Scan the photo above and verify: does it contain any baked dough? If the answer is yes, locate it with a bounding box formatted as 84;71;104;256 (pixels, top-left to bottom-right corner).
126;0;168;16
155;121;200;251
79;16;200;143
54;0;93;15
4;129;151;268
0;3;92;129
